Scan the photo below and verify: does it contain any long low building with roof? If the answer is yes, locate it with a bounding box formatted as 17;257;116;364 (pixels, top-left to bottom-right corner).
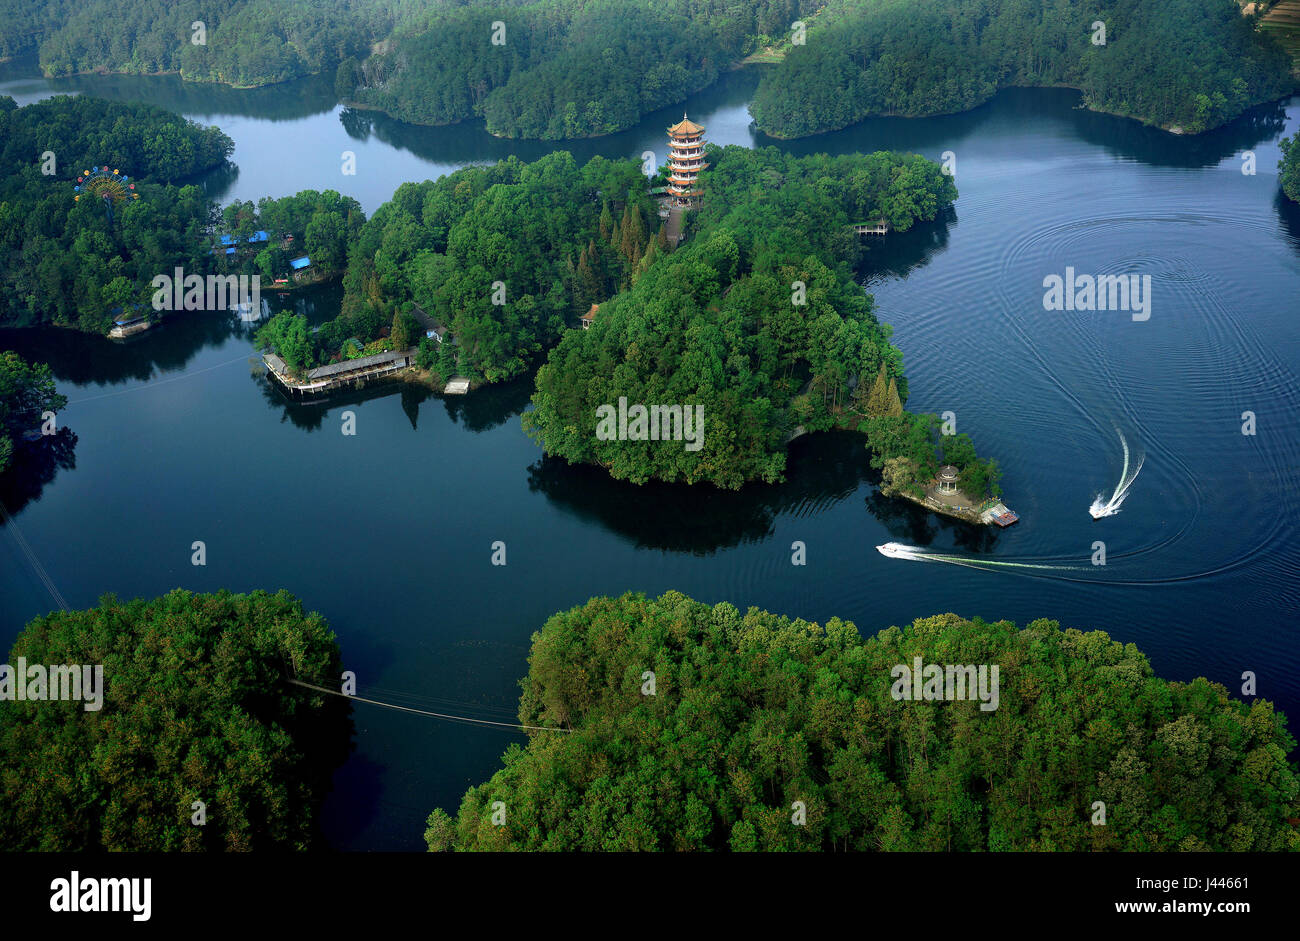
264;347;416;395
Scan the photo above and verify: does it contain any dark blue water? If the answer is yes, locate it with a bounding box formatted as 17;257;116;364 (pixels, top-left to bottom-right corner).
2;62;1299;849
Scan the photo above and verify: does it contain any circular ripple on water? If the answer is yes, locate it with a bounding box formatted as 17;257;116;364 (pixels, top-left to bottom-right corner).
871;200;1300;586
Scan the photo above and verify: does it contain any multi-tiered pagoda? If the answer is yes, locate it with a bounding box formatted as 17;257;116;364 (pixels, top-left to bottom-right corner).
666;114;707;209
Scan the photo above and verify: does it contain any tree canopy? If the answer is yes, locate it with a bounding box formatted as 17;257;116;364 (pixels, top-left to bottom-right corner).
523;146;980;490
1281;132;1300;203
0;589;350;851
0;95;232;333
0;351;67;475
751;0;1296;138
1;0;825;138
0;0;397;89
346;0;819;139
320;151;651;382
426;591;1300;851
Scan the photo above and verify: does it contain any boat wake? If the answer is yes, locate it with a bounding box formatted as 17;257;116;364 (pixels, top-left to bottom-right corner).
875;542;1078;574
1090;428;1144;519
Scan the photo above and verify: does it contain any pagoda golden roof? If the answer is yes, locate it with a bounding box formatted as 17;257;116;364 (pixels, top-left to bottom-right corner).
667;114;705;136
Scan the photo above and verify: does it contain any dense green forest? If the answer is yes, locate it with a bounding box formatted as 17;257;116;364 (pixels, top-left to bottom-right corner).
1282;133;1300;202
7;0;1286;139
524;145;997;491
0;0;822;137
0;352;66;475
221;189;366;281
0;589;350;851
0;95;232;332
751;0;1296;137
344;0;819;138
425;591;1300;851
284;152;651;383
0;0;404;88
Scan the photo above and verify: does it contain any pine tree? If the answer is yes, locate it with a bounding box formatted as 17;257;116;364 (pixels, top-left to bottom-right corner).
390;310;409;350
619;204;645;264
599;201;613;241
885;377;904;417
637;238;659;281
861;363;891;416
577;249;599;304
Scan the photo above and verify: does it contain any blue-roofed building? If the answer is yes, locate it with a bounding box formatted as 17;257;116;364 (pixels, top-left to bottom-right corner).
225;247;236;255
218;234;236;247
289;256;311;271
248;230;269;243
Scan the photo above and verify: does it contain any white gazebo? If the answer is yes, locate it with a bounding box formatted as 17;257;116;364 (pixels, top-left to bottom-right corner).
937;465;960;495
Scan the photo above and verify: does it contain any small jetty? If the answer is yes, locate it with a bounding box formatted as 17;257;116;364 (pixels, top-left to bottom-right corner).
264;348;416;397
851;219;891;236
108;314;152;339
443;377;471;395
981;502;1020;527
894;464;1020;527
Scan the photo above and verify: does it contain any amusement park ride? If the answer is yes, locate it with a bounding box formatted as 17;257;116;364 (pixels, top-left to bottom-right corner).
73;166;139;222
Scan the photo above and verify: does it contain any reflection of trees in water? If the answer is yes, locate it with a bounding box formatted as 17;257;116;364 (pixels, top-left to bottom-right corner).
528;431;877;555
256;371;532;433
338;69;763;168
36;69;338;122
0;287;342;394
777;87;1289;172
857;206;955;283
0;318;241;387
529;427;1006;555
1275;189;1300;249
199;162;241;202
864;488;999;551
0;428;78;522
1051;92;1288;169
256;374;422;432
440;376;533;432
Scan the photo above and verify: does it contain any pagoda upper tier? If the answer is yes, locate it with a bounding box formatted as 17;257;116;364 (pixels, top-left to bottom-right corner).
666;114;707;205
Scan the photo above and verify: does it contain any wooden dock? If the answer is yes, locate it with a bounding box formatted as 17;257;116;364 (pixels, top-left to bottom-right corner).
108;317;152;339
851;219;891;236
264;348;416;396
980;501;1020;527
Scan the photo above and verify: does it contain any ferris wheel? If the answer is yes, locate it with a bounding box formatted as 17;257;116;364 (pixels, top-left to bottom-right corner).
73;166;139;221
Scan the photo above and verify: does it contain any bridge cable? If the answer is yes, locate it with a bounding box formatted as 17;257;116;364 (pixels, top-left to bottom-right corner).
286;678;571;734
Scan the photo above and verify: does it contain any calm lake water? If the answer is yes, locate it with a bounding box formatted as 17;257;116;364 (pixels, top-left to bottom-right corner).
3;60;1299;850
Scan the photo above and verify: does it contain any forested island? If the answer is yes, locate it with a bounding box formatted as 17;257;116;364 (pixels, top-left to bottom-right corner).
751;0;1296;138
524;145;999;494
226;142;1003;498
0;95;232;333
0;95;365;335
0;91;997;503
425;591;1300;851
0;589;350;850
340;0;820;139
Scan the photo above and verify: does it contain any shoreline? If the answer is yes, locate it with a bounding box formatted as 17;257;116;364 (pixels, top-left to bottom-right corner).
751;83;1297;140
